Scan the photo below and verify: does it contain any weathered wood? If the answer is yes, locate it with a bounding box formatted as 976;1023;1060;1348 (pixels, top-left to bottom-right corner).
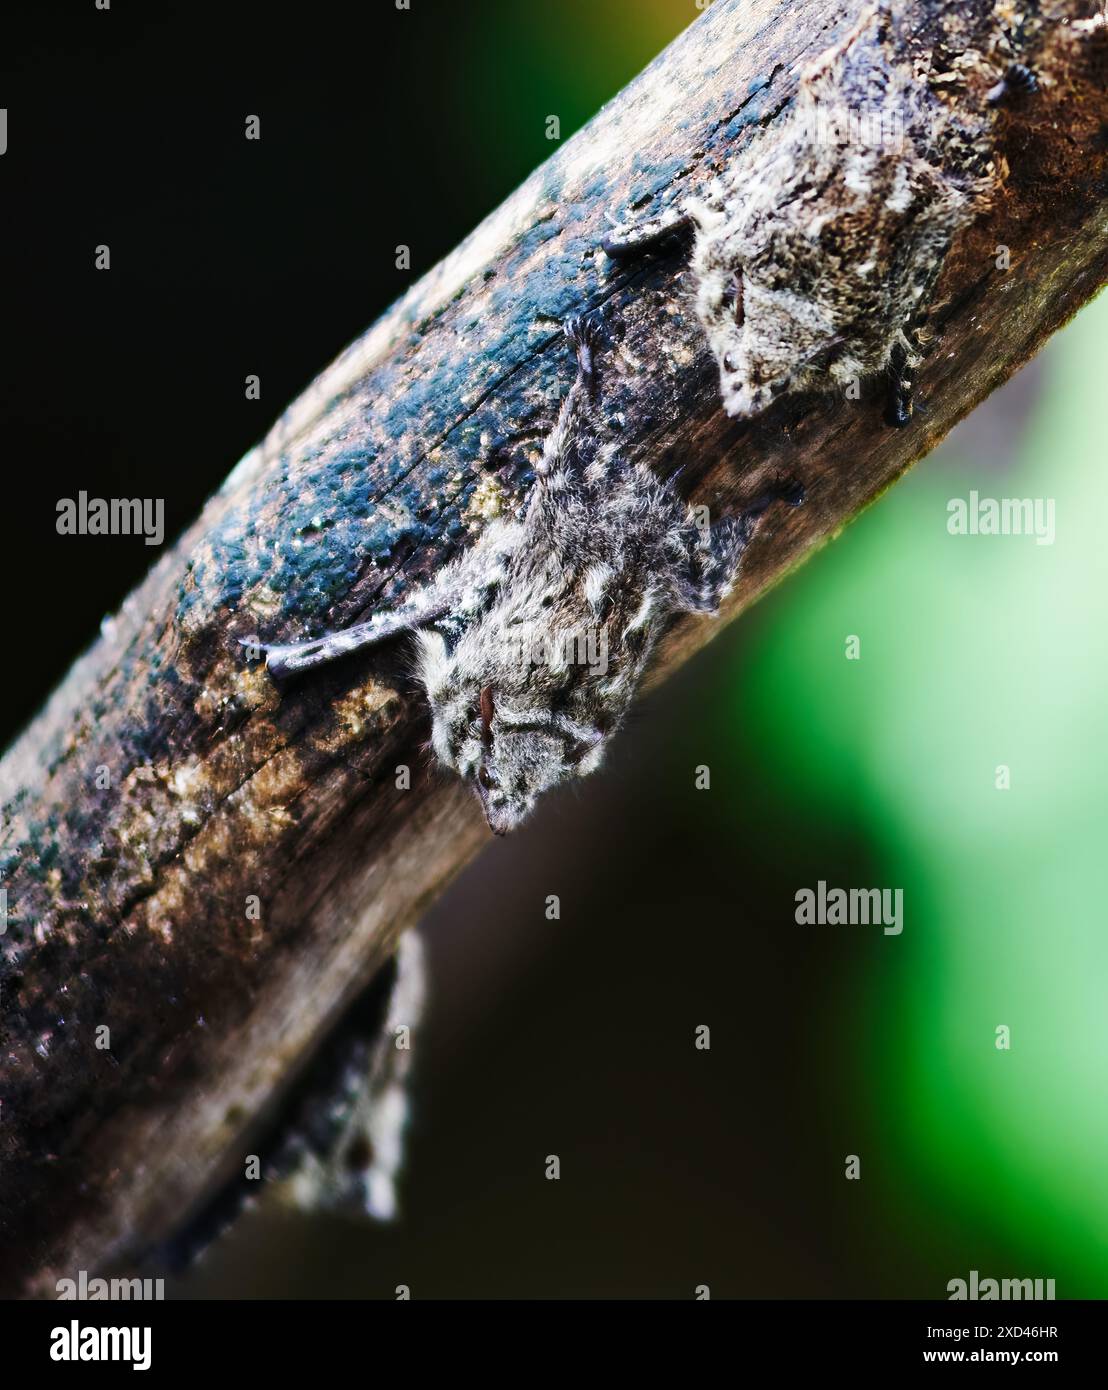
2;0;1106;1296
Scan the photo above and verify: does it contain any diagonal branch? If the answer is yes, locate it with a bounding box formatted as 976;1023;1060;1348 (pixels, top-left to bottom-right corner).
2;0;1106;1295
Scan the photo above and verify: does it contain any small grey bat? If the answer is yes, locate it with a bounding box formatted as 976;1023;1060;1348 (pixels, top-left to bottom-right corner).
158;932;425;1271
603;4;1001;426
274;929;426;1222
246;317;800;834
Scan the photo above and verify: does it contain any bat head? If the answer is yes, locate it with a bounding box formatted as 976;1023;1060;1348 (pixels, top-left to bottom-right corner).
690;199;847;419
695;260;842;419
415;630;608;834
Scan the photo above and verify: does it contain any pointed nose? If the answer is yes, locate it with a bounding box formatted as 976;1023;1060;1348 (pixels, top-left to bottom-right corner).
475;774;510;836
481;799;510;836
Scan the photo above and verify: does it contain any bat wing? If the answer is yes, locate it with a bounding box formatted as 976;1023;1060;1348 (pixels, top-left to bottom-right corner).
243;519;521;681
245;597;451;681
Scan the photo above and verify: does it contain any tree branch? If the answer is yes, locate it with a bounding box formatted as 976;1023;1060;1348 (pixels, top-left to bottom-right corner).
2;0;1106;1295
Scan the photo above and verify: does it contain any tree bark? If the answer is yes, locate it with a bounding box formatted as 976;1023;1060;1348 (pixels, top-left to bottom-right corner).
2;0;1106;1296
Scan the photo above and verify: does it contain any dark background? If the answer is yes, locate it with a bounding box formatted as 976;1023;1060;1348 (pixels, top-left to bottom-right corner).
1;0;588;736
2;1;1095;1299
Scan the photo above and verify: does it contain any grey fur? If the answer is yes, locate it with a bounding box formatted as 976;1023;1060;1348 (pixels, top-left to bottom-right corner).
276;931;426;1221
247;317;795;834
604;5;997;423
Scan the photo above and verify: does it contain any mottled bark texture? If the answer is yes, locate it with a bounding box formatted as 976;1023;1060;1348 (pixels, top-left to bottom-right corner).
2;0;1106;1296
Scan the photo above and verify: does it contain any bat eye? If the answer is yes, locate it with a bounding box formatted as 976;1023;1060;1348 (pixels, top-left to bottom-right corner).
477;766;495;790
723;353;738;373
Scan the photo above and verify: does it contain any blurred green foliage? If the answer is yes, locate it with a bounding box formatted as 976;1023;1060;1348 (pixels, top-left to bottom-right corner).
733;291;1108;1295
463;0;687;166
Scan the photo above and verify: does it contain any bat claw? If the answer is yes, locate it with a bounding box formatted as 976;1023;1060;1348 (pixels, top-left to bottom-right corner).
564;312;606;381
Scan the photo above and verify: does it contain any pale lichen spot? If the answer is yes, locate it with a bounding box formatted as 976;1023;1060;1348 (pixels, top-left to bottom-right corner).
378;500;414;531
668;341;698;368
168;758;206;802
465;475;507;530
614;340;639;372
327;684;399;748
232;661;277;710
